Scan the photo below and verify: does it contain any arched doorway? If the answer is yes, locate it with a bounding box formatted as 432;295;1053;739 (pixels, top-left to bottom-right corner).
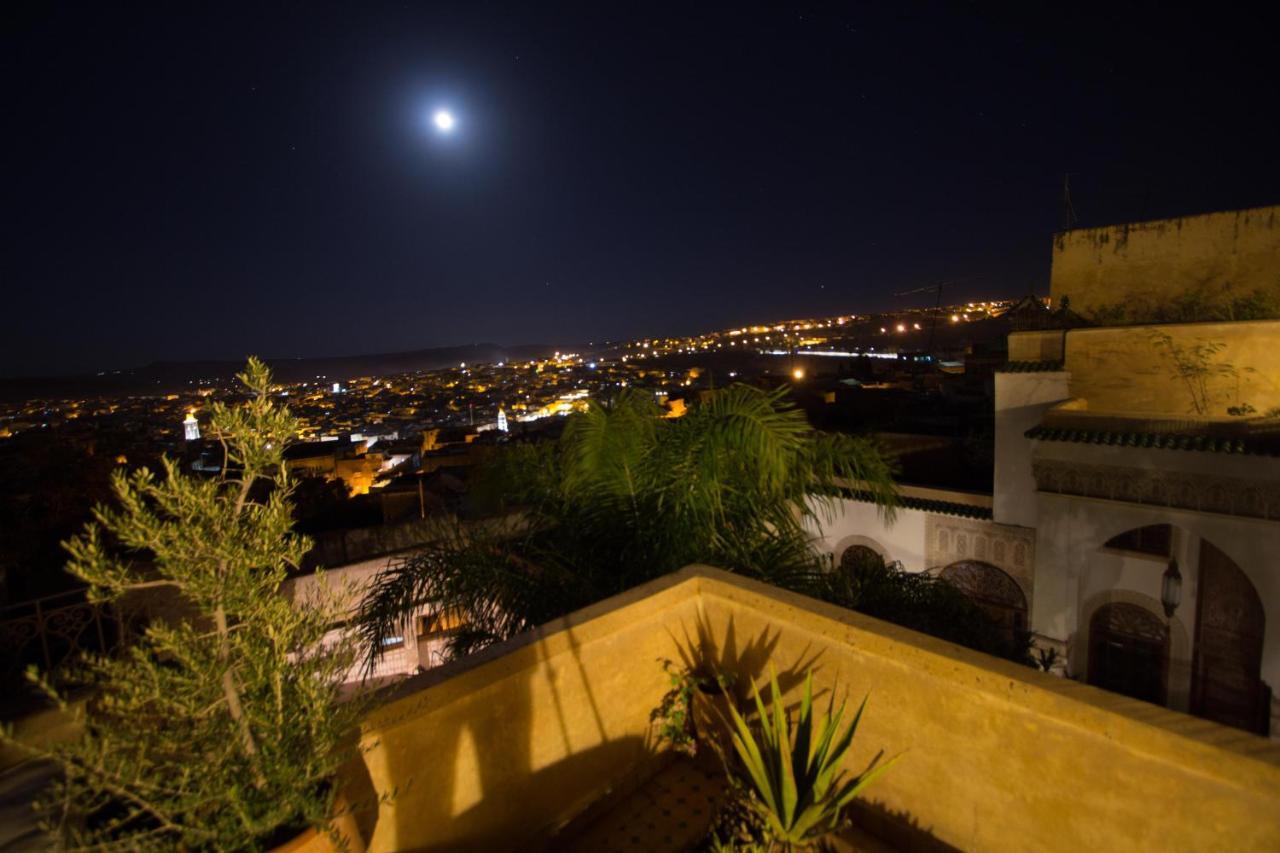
938;560;1028;637
1088;603;1169;705
839;544;886;574
1193;541;1267;734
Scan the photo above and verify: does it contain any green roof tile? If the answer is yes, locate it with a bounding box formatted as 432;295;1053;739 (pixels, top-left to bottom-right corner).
1024;425;1280;457
999;361;1065;373
841;489;993;520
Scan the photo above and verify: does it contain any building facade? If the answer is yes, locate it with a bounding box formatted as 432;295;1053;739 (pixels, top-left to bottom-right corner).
811;211;1280;736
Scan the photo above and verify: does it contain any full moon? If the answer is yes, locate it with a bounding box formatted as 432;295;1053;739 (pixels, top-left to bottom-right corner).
432;109;456;132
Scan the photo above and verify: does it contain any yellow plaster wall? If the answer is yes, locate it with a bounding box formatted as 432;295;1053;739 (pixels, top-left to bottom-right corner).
1049;205;1280;318
1008;329;1067;363
0;699;84;772
355;567;1280;852
698;573;1280;852
356;575;700;851
1061;319;1280;416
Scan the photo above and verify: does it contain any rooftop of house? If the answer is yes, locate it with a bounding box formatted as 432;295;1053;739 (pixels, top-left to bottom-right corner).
343;566;1280;851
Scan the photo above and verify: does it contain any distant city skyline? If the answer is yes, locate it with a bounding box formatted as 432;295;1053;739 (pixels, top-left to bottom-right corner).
5;3;1279;376
2;294;1020;382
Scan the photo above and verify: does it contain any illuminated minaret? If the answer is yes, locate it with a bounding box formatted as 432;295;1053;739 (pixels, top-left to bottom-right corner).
497;406;509;433
183;411;200;441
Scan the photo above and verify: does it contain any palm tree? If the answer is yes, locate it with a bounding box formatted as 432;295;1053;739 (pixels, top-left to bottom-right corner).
357;384;898;668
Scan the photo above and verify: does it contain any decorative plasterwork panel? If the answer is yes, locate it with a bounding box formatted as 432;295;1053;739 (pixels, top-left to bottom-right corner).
1031;459;1280;521
925;515;1035;607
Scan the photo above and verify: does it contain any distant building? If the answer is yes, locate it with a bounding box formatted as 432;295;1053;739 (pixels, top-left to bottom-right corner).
811;208;1280;737
283;440;386;496
182;411;200;441
497;406;508;433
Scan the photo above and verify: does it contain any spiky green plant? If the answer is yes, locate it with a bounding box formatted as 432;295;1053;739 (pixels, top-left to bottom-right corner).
1;359;365;851
724;667;895;849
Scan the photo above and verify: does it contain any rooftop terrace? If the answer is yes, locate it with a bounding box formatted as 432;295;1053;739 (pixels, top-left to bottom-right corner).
345;566;1280;851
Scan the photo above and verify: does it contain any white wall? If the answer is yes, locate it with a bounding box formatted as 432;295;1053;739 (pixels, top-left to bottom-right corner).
993;370;1070;528
805;497;930;572
282;556;445;685
1033;491;1280;696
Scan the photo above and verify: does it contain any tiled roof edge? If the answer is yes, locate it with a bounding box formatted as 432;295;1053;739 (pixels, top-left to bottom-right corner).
840;488;994;520
1024;425;1280;457
998;361;1065;373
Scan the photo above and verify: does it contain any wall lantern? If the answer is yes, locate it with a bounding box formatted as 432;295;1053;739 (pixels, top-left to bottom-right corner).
1161;558;1182;618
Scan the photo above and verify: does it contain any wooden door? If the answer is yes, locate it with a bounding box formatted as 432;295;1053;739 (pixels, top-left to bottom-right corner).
1192;541;1267;734
1088;603;1168;706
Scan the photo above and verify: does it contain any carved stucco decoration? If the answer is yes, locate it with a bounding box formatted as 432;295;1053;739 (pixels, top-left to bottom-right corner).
1091;602;1169;645
1031;459;1280;521
925;515;1035;607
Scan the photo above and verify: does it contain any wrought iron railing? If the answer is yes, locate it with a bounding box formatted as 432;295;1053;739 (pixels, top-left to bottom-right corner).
0;589;124;695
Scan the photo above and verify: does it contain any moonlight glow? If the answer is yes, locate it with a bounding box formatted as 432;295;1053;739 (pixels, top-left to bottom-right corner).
432;109;456;132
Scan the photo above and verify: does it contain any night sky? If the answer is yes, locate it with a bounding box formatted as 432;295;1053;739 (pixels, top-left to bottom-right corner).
4;2;1279;377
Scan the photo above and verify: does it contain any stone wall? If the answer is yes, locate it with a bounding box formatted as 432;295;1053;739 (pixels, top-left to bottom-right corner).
1062;319;1280;417
1049;205;1280;320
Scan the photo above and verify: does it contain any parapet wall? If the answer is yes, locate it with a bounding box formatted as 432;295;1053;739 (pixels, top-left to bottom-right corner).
1050;205;1280;319
355;567;1280;852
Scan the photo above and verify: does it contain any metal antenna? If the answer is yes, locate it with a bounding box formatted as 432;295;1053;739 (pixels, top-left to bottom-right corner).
894;279;961;379
1061;173;1078;230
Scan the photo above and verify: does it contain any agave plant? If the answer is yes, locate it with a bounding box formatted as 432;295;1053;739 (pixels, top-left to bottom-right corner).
724;667;895;849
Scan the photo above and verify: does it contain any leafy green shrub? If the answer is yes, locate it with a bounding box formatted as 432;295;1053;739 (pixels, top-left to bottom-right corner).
359;385;898;664
2;359;366;850
651;658;738;757
1085;283;1280;326
820;548;1033;665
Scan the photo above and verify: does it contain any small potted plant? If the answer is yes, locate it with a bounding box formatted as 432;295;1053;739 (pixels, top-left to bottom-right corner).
651;658;737;765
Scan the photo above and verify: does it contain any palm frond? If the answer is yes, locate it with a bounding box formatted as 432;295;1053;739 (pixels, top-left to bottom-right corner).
356;382;900;669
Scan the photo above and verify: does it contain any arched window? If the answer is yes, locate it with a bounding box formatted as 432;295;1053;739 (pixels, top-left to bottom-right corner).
1104;525;1171;558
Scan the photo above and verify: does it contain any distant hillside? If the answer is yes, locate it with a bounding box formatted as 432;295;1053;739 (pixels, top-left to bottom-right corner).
0;343;561;401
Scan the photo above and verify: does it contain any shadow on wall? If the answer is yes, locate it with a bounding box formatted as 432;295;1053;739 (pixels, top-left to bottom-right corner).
671;611;958;853
670;611;820;706
437;738;646;853
367;646;536;850
361;601;666;850
847;798;961;853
